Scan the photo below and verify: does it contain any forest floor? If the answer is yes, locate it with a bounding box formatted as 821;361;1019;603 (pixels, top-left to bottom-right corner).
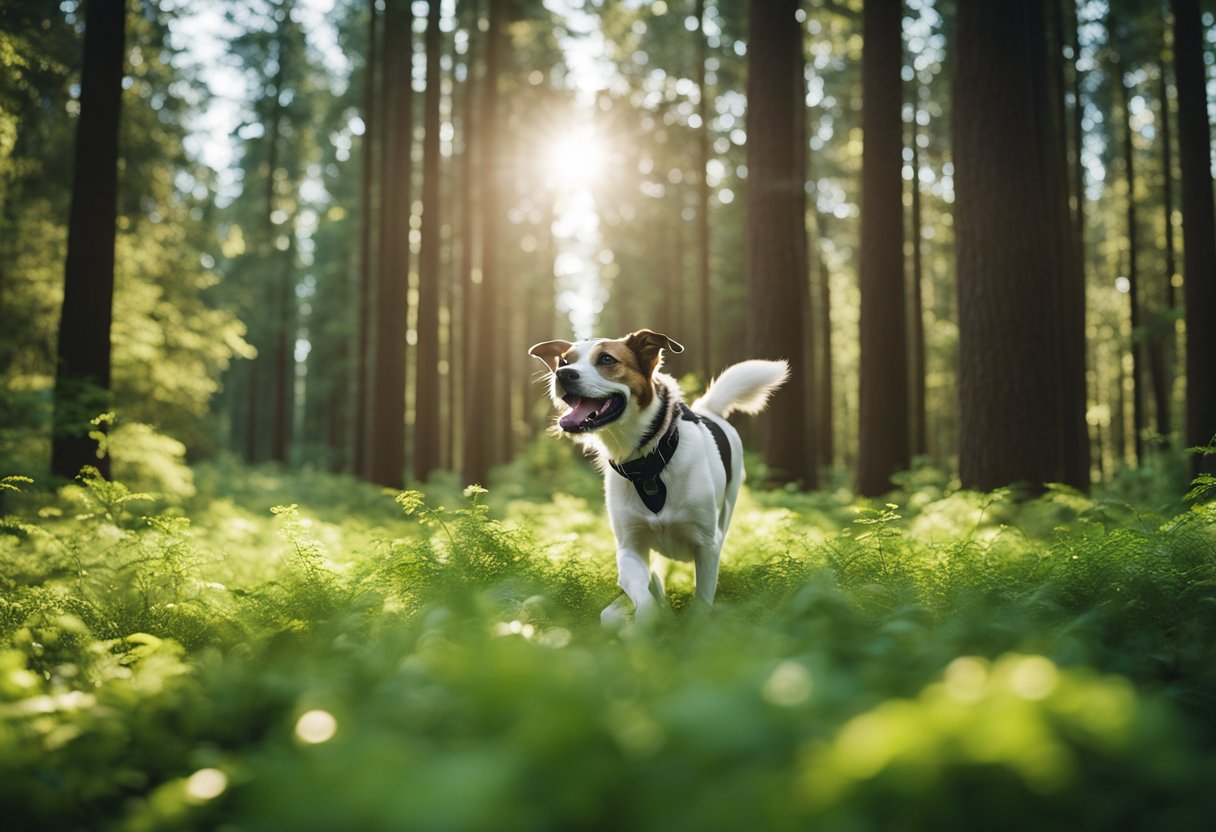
2;444;1215;831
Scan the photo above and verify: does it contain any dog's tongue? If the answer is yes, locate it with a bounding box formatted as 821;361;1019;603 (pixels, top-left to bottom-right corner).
560;396;608;431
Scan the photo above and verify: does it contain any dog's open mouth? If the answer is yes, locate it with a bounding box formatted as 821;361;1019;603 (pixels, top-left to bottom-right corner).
559;393;626;433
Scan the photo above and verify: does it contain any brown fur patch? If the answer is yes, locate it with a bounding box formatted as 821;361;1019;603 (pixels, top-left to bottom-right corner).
592;341;655;408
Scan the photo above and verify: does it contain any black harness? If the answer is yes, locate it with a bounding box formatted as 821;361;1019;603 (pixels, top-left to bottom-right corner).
608;392;733;514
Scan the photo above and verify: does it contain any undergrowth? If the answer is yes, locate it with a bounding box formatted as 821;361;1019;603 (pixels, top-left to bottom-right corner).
0;452;1214;831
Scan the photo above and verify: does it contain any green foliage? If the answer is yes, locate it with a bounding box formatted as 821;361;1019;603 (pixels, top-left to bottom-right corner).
0;458;1213;830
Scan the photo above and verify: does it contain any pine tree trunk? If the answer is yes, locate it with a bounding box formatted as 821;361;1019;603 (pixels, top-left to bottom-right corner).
461;0;502;486
695;0;712;380
456;0;479;475
816;221;835;470
745;0;816;488
1050;0;1090;490
1172;0;1216;476
354;0;378;477
370;0;413;488
954;0;1070;491
1149;54;1175;441
51;0;126;480
908;77;927;460
856;0;908;496
413;0;443;483
1112;21;1145;464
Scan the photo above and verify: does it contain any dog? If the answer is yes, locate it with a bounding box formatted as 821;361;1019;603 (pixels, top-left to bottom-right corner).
529;329;789;625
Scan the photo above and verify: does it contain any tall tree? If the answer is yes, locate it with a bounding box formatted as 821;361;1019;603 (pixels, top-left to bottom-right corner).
695;0;712;381
369;0;413;488
50;0;127;479
1110;13;1145;464
455;0;481;476
856;0;908;496
908;64;927;460
413;0;443;482
462;0;503;486
1049;0;1089;489
1171;0;1216;475
354;0;378;477
953;0;1076;491
745;0;816;488
1149;50;1175;441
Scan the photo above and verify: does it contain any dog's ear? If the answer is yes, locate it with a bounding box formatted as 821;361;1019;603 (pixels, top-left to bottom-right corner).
528;339;574;373
625;329;684;378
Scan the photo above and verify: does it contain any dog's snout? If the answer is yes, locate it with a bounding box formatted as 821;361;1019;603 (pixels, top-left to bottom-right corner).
556;367;579;385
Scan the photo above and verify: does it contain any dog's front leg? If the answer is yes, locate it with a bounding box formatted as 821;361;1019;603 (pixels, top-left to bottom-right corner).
610;546;661;623
693;544;722;608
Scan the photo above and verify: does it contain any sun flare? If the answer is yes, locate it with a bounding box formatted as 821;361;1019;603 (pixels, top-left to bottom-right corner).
546;126;608;190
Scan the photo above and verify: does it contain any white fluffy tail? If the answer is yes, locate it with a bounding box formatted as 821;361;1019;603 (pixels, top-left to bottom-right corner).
692;359;790;418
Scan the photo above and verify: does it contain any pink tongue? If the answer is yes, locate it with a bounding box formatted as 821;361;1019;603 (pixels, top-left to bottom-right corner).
560;396;608;430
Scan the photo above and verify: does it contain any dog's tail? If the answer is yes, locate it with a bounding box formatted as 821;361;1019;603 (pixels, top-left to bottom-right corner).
692;359;790;419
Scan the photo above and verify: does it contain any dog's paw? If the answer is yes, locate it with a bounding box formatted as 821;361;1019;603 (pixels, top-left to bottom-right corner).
600;595;632;630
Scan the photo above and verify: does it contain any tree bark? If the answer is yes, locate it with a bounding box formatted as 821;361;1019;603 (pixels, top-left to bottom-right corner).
461;0;502;486
413;0;443;483
51;0;126;479
856;0;908;496
1111;17;1145;465
745;0;816;488
354;0;378;477
1149;54;1175;441
1050;0;1090;489
908;64;927;460
1171;0;1216;476
954;0;1072;491
816;217;835;470
370;0;413;488
695;0;712;380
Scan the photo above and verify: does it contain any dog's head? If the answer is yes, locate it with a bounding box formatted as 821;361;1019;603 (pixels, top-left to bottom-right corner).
529;329;684;435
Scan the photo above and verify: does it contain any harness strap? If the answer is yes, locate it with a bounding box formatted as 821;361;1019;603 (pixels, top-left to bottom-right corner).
608;397;734;515
678;404;732;487
608;413;679;513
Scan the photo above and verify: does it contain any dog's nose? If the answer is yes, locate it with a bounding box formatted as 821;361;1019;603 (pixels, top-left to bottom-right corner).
556;367;579;385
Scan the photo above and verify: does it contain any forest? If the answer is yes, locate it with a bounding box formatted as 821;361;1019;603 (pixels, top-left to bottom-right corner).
2;0;1216;828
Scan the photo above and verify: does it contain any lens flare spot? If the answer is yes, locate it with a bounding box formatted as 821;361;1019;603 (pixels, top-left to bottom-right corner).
295;709;337;744
762;660;814;707
185;768;228;802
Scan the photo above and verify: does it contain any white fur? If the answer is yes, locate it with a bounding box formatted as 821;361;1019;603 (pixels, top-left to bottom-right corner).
540;339;789;625
692;359;791;418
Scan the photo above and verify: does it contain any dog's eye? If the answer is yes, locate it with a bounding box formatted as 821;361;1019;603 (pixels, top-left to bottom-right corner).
558;356;570;367
597;353;617;366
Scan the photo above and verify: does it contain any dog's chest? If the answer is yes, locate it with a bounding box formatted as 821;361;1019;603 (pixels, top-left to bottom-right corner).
608;457;719;558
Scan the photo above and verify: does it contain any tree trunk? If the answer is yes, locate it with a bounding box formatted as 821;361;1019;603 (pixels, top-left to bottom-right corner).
816;219;835;470
1149;54;1175;441
695;0;712;380
856;0;908;496
954;0;1071;491
354;0;378;477
1050;0;1090;490
462;0;502;486
370;0;413;488
413;0;443;483
270;214;296;464
51;0;126;480
456;0;480;475
908;70;927;460
745;0;816;488
1111;19;1145;465
1172;0;1216;476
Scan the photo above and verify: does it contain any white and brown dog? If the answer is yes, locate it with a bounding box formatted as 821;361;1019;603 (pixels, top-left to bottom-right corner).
529;329;789;625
